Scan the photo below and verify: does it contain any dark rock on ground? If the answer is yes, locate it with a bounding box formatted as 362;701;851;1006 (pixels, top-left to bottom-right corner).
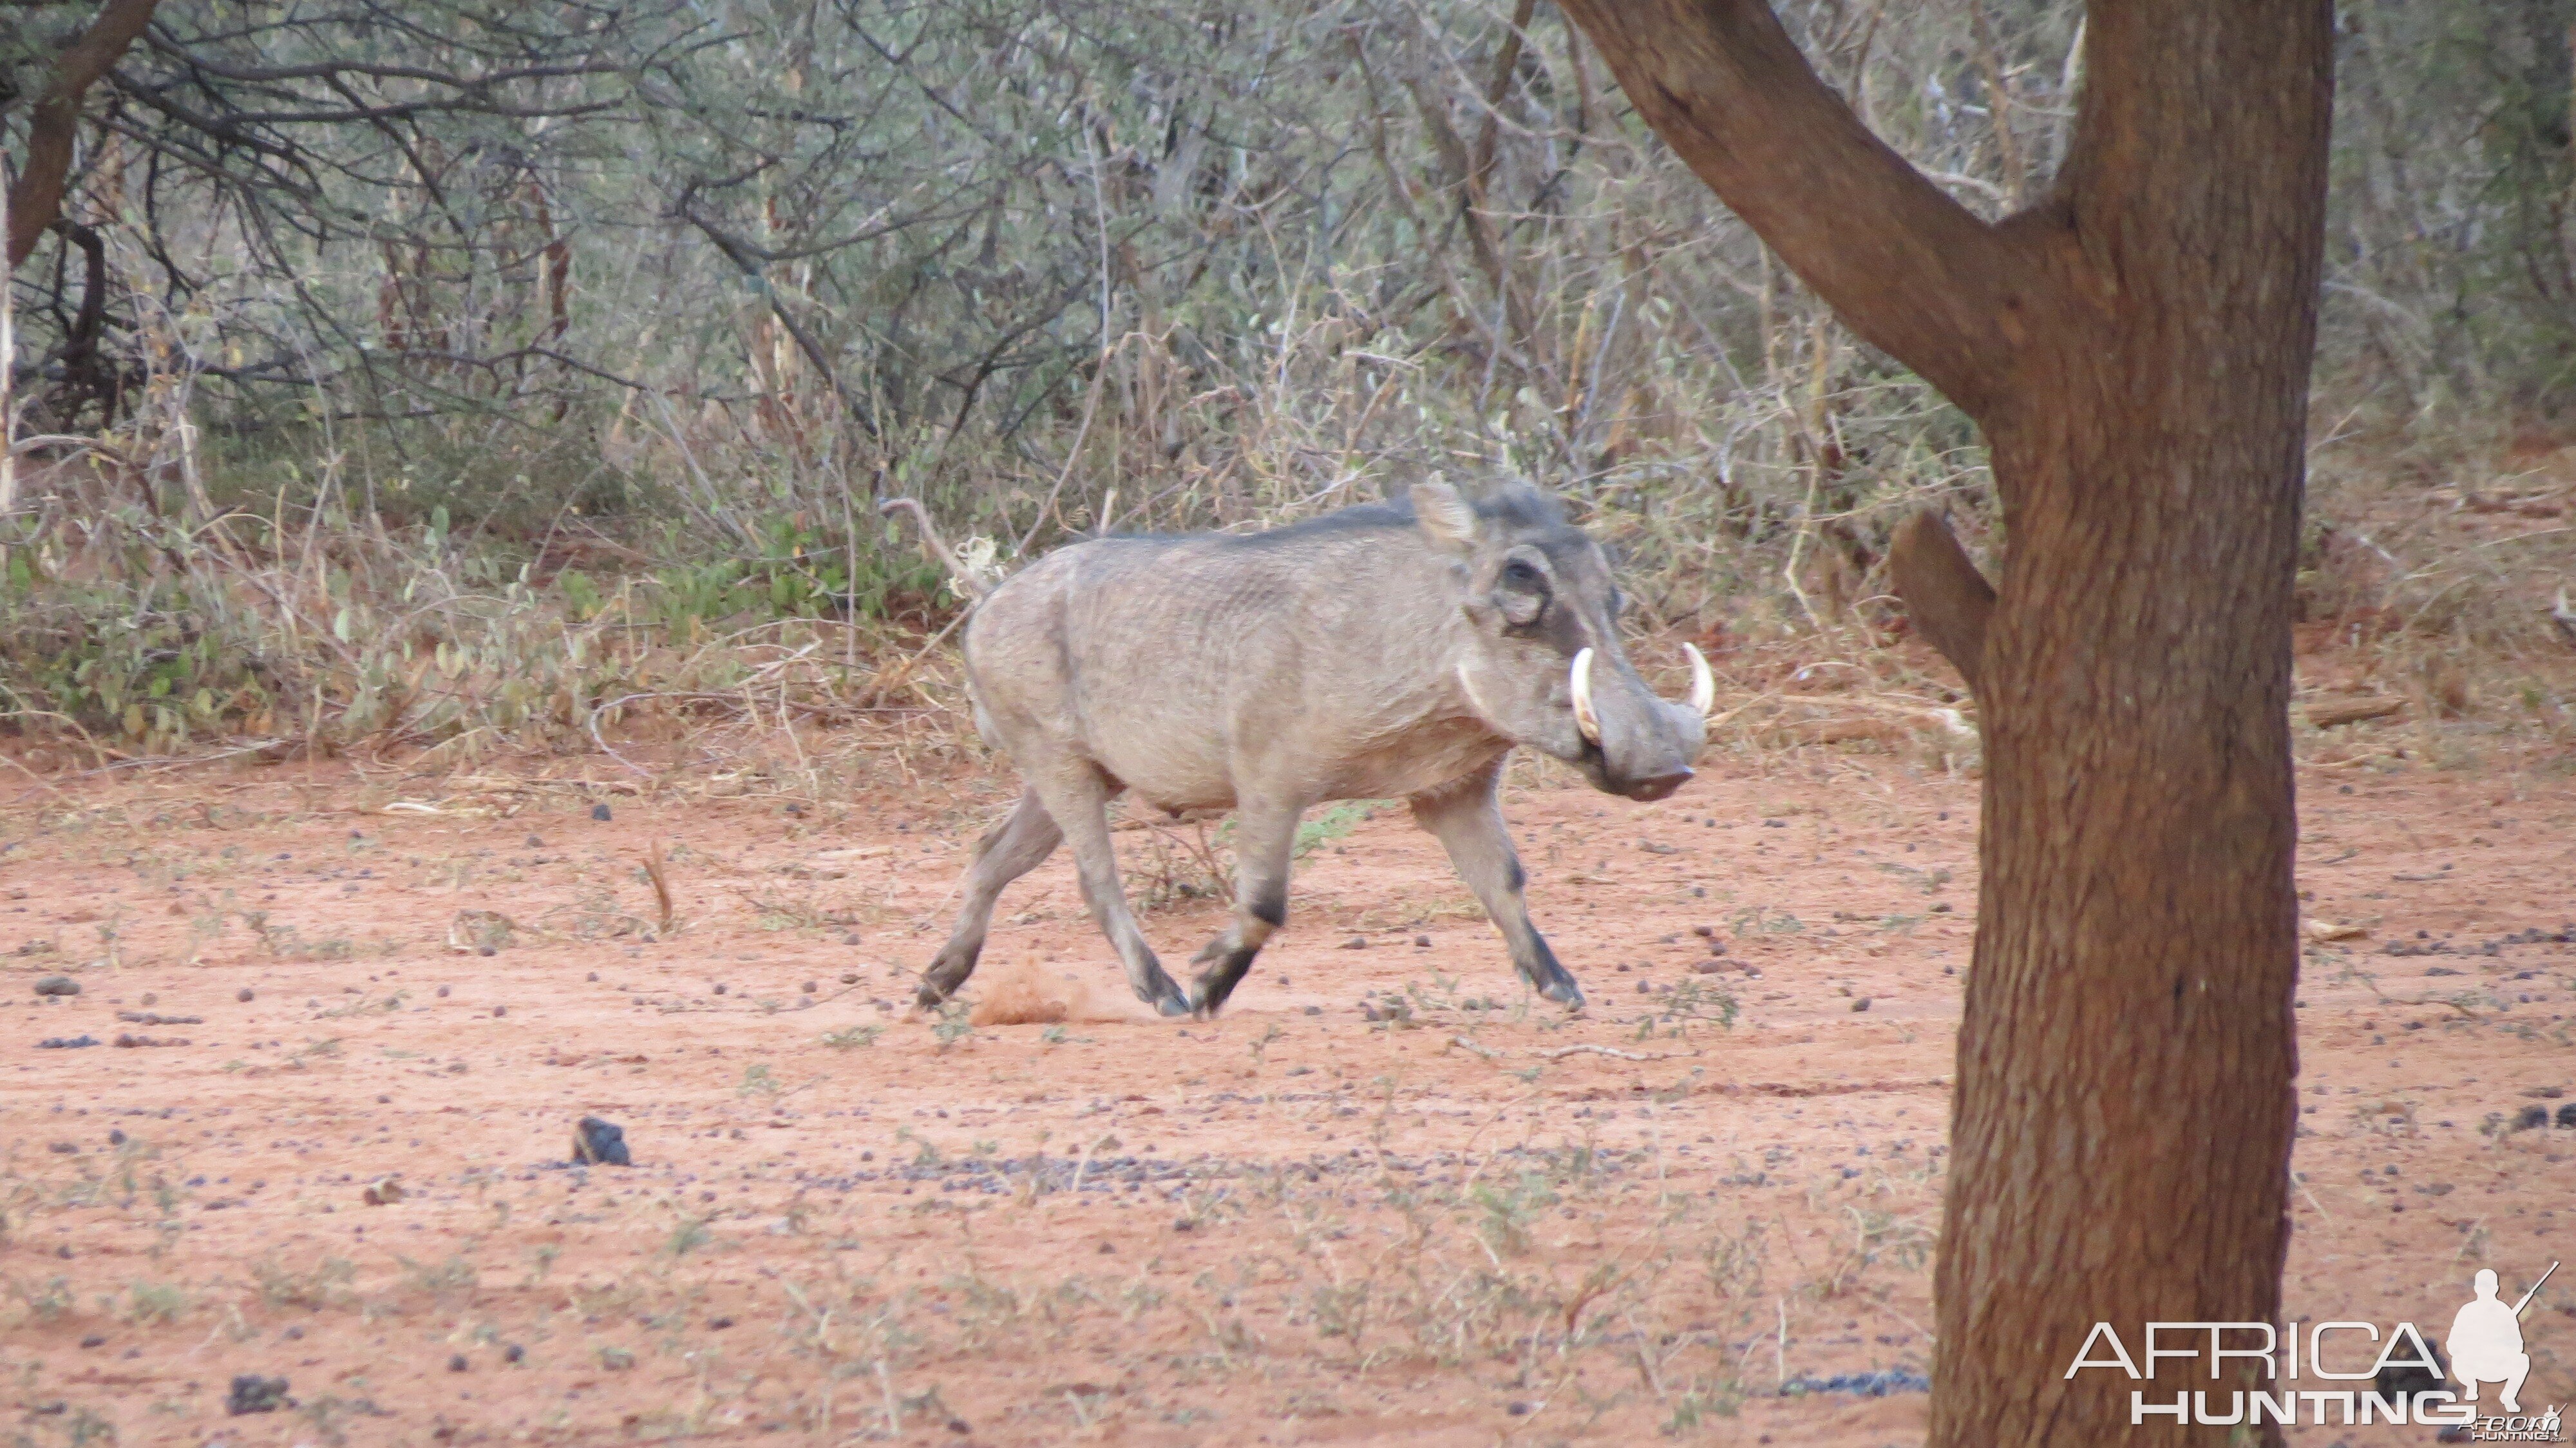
33;975;78;996
573;1116;632;1166
227;1375;290;1415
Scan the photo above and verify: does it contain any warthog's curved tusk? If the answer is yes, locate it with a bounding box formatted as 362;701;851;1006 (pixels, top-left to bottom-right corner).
1570;647;1602;745
1683;643;1715;719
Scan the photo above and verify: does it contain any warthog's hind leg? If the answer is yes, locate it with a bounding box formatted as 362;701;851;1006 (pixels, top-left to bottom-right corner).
916;788;1062;1007
1409;761;1585;1009
1188;799;1302;1017
1035;769;1191;1016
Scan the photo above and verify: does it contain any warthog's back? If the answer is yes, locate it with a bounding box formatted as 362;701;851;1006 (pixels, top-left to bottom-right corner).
963;506;1499;809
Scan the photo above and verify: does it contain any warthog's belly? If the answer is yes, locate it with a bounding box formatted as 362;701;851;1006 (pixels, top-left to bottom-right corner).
1087;717;1503;814
1316;728;1511;802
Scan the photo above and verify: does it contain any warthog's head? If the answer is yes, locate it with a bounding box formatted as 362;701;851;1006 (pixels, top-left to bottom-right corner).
1416;481;1712;801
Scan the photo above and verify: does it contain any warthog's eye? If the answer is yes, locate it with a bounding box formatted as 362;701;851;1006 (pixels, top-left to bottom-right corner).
1494;557;1551;627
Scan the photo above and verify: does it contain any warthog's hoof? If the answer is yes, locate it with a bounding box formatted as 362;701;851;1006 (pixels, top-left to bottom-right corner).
1539;976;1586;1010
1154;993;1193;1018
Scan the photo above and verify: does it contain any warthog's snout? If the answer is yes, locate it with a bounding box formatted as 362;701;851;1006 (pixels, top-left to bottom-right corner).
1569;643;1712;802
1616;765;1693;803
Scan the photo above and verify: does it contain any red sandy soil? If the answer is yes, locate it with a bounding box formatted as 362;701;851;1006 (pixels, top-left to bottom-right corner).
0;750;2569;1447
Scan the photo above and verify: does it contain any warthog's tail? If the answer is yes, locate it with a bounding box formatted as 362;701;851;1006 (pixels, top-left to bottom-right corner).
878;496;989;601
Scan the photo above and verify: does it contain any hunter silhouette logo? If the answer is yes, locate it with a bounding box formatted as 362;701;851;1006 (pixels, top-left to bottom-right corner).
2450;1264;2547;1413
2449;1262;2562;1444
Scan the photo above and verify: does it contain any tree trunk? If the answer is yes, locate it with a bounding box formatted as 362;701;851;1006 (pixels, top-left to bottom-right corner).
1552;2;2333;1441
1931;10;2330;1437
6;0;163;270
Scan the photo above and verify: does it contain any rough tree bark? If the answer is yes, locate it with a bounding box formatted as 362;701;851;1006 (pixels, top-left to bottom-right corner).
1553;1;2331;1442
6;0;164;269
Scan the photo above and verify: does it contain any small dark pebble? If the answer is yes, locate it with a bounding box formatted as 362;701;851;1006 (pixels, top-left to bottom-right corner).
1338;935;1368;950
2516;1105;2550;1130
1506;1402;1533;1416
708;1316;734;1329
448;1354;469;1373
504;1344;525;1364
437;986;450;998
1414;934;1432;948
1852;997;1873;1013
946;1420;972;1436
1302;1005;1321;1016
80;1335;104;1348
237;987;255;1002
2558;1103;2576;1130
227;1375;290;1415
587;972;599;982
37;1036;99;1049
714;983;728;996
525;835;545;848
802;981;817;994
840;972;860;985
591;803;613;821
33;975;79;996
478;946;496;957
573;1116;632;1167
108;1129;126;1145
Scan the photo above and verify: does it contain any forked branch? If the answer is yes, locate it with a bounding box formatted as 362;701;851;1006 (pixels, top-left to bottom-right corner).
1553;0;2032;419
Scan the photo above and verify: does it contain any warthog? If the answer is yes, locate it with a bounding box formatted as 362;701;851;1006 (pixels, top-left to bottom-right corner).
911;480;1712;1017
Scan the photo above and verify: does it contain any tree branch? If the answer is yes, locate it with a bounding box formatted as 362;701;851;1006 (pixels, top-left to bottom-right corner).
8;0;163;269
1886;509;1994;694
1553;0;2031;418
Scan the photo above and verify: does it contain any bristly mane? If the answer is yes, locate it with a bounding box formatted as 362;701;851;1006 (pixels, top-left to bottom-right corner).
1119;480;1569;549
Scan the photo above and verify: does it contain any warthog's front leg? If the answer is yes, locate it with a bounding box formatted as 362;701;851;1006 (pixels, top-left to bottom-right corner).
1187;799;1302;1017
1032;769;1191;1017
916;788;1061;1008
1408;761;1584;1009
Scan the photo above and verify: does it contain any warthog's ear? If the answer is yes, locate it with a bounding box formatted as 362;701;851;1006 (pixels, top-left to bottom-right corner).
1410;482;1479;553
